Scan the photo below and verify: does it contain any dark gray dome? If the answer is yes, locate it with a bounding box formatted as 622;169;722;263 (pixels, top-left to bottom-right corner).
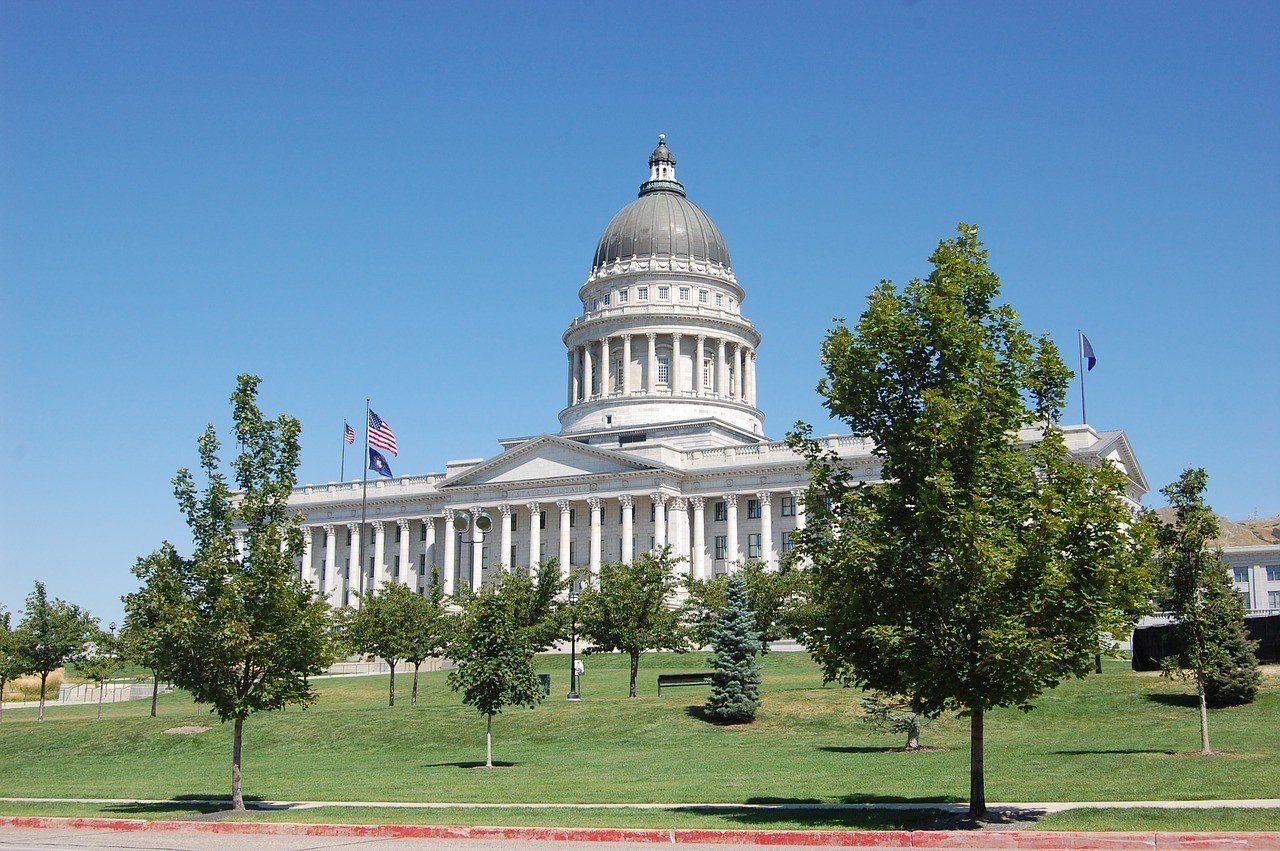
592;191;731;271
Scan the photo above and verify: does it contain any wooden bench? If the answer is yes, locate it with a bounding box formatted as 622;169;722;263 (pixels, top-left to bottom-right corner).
657;672;714;695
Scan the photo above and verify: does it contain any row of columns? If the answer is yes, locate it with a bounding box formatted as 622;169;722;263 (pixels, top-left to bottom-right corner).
567;333;756;406
295;489;806;607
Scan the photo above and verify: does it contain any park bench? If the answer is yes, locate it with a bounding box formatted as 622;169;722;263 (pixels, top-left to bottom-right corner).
657;672;714;695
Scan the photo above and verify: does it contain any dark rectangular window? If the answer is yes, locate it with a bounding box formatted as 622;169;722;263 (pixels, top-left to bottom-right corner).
714;501;727;521
781;496;796;517
747;533;761;559
747;499;761;519
781;532;795;553
714;535;727;560
570;508;577;527
419;554;426;576
420;524;427;542
395;525;402;543
540;511;547;530
511;513;518;531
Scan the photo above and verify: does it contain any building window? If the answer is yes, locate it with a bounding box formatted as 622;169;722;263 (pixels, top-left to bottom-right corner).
394;525;402;543
619;289;628;303
346;528;352;545
747;499;761;519
715;535;728;560
394;555;401;571
1232;567;1250;583
603;293;611;306
657;356;670;385
1266;566;1280;582
650;502;656;522
1239;591;1252;609
570;508;577;527
781;496;796;517
569;541;576;565
540;511;547;530
657;285;670;300
614;359;623;388
510;544;517;566
747;533;761;559
638;286;649;301
419;554;426;576
420;524;427;542
591;299;599;310
715;293;723;307
511;513;518;531
703;358;712;388
781;532;795;553
482;545;490;568
679;287;690;301
698;289;708;303
714;501;728;522
1270;590;1280;609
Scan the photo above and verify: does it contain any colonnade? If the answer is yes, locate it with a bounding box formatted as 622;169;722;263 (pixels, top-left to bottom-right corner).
567;332;756;407
297;488;805;608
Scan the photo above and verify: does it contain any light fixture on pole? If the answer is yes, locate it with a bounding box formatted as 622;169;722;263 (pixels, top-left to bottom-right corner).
567;584;582;701
453;511;493;592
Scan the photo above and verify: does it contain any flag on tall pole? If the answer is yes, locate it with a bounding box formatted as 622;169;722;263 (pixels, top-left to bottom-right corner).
1078;331;1097;425
344;422;356;443
368;447;393;478
368;409;398;456
341;421;354;481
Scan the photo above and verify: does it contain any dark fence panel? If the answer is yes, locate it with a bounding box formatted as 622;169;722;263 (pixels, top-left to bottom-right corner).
1132;613;1280;671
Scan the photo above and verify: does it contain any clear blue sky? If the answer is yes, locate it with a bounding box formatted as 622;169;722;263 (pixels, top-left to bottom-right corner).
2;2;1276;624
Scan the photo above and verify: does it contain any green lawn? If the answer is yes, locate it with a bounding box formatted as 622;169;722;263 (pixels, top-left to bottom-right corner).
0;653;1276;810
1033;807;1280;832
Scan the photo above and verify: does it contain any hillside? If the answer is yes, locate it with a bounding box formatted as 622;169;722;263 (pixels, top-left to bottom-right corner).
1152;509;1280;547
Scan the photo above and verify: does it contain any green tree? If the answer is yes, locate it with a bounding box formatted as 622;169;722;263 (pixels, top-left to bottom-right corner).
788;225;1153;817
683;562;804;652
401;577;453;707
0;606;26;723
703;573;761;724
859;693;938;751
578;549;686;698
78;629;121;721
120;543;186;717
346;582;421;706
164;374;336;809
447;585;543;768
14;581;95;721
500;561;570;651
1156;468;1260;750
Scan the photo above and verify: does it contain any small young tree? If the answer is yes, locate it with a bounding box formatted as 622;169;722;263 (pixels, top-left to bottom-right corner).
1204;610;1261;708
78;629;121;721
14;581;95;721
859;693;939;751
578;549;686;698
704;573;761;724
402;581;452;707
165;374;337;809
447;585;543;768
1156;468;1261;749
121;543;186;717
0;607;25;723
347;583;418;706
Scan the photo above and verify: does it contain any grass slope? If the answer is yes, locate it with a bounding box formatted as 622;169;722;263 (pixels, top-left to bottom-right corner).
0;654;1276;808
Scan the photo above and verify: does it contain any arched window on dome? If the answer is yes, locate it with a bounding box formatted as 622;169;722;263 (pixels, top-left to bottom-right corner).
703;356;713;389
657;355;670;386
614;358;624;392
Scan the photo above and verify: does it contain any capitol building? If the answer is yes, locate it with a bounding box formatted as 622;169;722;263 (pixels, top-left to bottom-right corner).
286;137;1150;606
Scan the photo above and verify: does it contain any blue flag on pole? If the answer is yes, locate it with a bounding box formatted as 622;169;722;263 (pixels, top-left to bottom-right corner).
1081;334;1097;372
368;447;393;478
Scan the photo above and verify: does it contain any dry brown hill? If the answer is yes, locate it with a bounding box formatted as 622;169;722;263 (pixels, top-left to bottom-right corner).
1152;508;1280;547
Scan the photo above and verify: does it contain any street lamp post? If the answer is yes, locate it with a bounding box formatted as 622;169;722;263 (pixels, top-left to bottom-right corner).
453;511;493;592
567;587;581;701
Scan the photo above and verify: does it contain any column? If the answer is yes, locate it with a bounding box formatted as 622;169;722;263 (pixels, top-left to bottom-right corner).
371;520;386;593
690;497;706;580
619;495;634;563
322;524;338;606
696;335;707;396
422;516;437;591
734;343;744;399
441;509;456;597
791;489;807;530
724;494;740;568
748;349;757;406
652;493;667;550
469;505;484;592
397;519;411;586
301;527;314;589
527;502;542;569
671;332;682;394
557;499;572;575
646;332;657;393
498;504;513;571
622;334;633;395
233;531;245;562
669;498;688;564
588;497;603;575
716;337;727;398
567;350;576;407
600;337;611;394
583;342;594;399
758;491;774;571
347;522;363;604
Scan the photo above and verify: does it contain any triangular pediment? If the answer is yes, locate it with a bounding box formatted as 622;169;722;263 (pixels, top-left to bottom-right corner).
440;434;668;488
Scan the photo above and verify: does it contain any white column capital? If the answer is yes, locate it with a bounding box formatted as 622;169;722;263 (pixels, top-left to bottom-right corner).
618;494;634;508
723;493;738;507
670;497;688;511
646;331;657;342
396;518;410;532
689;496;705;510
346;521;360;533
322;523;336;537
441;508;455;522
586;496;602;511
651;491;668;506
789;488;804;498
556;499;572;513
757;491;772;507
622;332;632;342
301;526;313;544
526;501;542;513
498;503;513;517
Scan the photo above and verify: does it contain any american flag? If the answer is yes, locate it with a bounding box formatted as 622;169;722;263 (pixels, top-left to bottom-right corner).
368;409;398;456
343;421;355;444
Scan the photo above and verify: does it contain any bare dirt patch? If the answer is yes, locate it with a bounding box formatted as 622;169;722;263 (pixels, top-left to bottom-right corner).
163;725;212;735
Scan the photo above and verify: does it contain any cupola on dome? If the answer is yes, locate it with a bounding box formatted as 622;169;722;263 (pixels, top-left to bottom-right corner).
591;135;731;272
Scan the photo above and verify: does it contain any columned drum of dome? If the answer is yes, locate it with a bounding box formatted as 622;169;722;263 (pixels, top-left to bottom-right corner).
559;136;764;441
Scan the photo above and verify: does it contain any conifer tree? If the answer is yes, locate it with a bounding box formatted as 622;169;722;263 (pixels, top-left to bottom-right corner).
704;573;761;724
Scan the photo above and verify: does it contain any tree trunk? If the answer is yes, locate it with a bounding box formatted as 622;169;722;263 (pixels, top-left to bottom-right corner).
97;679;105;721
1196;665;1212;755
968;708;985;818
231;717;245;810
411;664;420;707
629;651;639;698
485;713;493;768
0;676;7;723
905;716;921;751
150;672;159;717
388;661;396;707
38;672;48;722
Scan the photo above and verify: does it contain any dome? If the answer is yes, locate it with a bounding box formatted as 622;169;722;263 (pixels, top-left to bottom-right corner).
591;137;731;271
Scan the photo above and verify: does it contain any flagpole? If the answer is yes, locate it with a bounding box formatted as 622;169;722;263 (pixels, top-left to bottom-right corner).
340;424;347;482
1078;330;1088;426
359;399;370;601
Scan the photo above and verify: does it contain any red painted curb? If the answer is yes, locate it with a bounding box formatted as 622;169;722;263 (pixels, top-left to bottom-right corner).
1;816;1277;848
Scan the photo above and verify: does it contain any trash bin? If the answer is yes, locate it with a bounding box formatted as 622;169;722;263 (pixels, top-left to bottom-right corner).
538;673;551;698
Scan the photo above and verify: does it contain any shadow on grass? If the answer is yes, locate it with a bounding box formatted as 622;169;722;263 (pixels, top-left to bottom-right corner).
96;802;231;817
741;795;963;805
1144;692;1199;708
670;806;949;831
170;793;264;803
682;705;757;726
1050;748;1175;756
818;746;904;754
422;761;519;769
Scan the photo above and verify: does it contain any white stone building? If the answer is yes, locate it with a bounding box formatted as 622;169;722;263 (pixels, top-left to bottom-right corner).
284;136;1150;607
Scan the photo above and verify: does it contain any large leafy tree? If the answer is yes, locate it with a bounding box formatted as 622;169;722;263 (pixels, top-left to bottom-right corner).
703;573;761;724
120;543;186;717
447;584;543;768
683;561;803;652
1155;467;1260;752
164;374;336;809
0;607;25;723
578;549;686;698
14;581;96;721
788;224;1153;817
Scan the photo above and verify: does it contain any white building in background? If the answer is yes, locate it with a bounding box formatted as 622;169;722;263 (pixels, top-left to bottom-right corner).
1225;545;1280;612
283;136;1150;607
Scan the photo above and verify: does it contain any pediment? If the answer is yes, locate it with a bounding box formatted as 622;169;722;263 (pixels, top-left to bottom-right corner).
440;435;667;488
